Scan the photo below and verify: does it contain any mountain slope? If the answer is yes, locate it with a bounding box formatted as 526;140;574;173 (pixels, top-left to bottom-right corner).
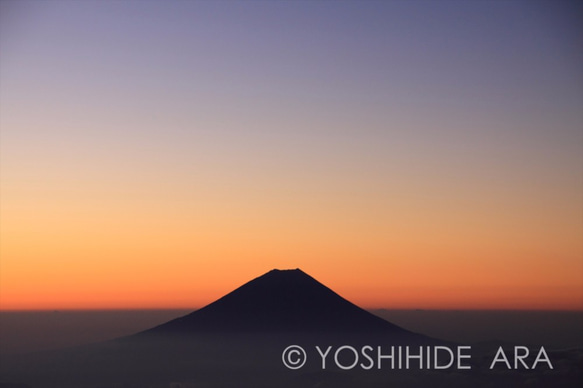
140;268;415;334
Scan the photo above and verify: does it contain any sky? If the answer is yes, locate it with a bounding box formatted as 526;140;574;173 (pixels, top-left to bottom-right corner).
1;0;582;310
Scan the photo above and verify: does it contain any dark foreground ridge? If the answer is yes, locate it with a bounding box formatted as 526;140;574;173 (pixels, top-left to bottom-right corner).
139;268;415;334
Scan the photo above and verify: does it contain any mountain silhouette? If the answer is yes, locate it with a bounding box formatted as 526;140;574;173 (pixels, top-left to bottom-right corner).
2;269;576;388
138;268;422;337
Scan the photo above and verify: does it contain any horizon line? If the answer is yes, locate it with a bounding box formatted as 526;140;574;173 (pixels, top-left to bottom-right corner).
2;307;582;313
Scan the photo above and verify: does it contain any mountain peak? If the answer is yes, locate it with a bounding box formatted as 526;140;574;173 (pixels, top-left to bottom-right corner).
264;268;307;277
264;267;304;276
142;268;414;335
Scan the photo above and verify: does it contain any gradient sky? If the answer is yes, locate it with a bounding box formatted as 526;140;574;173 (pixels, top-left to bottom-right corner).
1;0;582;310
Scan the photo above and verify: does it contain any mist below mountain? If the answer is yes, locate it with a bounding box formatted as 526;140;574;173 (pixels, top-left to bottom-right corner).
2;309;581;355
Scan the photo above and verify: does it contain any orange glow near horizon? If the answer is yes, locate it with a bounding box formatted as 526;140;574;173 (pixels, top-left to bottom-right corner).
2;209;582;311
1;174;582;311
1;169;582;311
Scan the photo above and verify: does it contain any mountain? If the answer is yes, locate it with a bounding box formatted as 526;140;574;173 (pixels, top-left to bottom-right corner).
3;269;575;388
140;268;416;334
